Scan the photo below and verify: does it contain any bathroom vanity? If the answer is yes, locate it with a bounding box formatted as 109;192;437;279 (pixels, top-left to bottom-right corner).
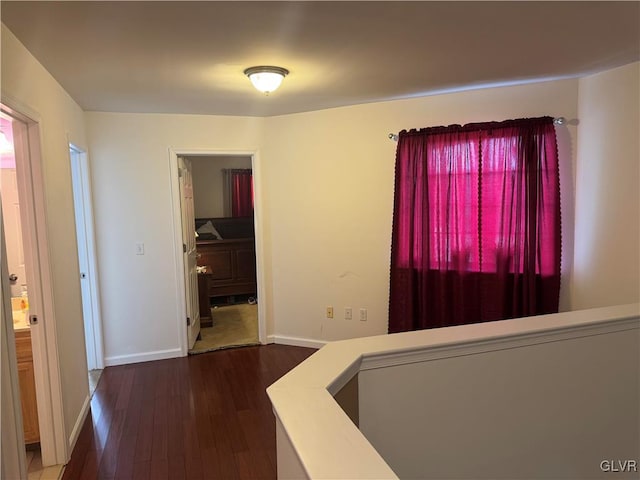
13;307;40;444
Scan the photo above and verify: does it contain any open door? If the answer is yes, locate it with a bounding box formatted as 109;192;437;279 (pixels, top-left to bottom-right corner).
178;156;200;349
1;195;28;480
69;145;103;371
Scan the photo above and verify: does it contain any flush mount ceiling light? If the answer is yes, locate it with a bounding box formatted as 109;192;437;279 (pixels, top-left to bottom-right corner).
244;66;289;94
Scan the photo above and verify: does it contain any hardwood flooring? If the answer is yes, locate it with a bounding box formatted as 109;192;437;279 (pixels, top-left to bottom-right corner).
62;344;316;480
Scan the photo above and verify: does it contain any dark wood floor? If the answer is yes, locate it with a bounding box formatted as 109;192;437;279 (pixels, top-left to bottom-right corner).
62;344;316;480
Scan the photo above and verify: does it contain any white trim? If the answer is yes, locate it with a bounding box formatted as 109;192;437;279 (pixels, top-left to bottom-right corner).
104;347;182;367
26;119;67;467
325;357;361;397
168;150;189;356
1;101;68;466
272;335;328;349
359;315;640;372
168;148;268;356
250;150;268;346
68;144;105;370
67;394;90;453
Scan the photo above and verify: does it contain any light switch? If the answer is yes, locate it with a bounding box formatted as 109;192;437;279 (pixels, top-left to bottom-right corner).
136;242;145;255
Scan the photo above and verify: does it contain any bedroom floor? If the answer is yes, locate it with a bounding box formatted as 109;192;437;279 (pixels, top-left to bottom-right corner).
189;302;259;354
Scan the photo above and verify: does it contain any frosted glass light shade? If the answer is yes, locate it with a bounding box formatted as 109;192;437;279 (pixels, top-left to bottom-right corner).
244;66;289;93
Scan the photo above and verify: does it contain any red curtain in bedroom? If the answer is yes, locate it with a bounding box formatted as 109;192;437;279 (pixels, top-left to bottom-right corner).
388;117;561;333
231;169;253;217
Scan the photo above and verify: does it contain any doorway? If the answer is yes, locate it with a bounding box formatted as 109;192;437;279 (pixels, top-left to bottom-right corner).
169;150;267;356
0;105;66;475
188;155;258;353
69;144;104;393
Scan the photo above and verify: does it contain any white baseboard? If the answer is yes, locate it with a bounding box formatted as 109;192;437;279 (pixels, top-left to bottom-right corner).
68;394;90;453
270;335;327;349
104;347;182;366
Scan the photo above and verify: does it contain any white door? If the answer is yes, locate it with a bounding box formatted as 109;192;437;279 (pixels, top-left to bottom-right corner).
0;168;27;298
178;156;200;349
1;195;28;480
70;146;102;370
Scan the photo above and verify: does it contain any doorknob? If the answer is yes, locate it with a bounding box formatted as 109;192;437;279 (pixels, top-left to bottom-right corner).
8;273;18;282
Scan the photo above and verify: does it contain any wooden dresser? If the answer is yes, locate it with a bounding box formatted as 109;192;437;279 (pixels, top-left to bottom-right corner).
197;238;257;326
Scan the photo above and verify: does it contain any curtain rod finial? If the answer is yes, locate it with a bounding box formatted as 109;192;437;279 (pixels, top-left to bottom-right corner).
389;133;398;141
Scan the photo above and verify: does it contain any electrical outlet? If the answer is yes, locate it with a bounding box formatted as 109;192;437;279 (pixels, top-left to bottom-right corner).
359;308;367;322
345;307;352;320
326;306;334;319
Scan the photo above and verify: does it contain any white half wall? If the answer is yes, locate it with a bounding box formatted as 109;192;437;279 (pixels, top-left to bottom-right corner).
1;25;89;452
573;62;640;309
268;304;639;480
359;323;639;479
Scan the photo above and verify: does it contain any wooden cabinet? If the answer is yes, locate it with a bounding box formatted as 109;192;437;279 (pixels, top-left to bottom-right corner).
15;329;40;444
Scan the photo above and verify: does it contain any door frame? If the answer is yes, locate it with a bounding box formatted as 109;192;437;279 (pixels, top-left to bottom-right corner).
1;99;67;467
69;143;104;370
177;156;201;349
169;148;267;355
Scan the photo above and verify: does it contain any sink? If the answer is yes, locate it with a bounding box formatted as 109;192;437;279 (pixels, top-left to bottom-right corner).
10;297;30;330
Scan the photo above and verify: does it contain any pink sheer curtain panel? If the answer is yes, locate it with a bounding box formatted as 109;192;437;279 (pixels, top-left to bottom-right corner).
389;117;561;333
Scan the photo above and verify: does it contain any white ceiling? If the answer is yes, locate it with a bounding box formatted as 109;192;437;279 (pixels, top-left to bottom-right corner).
2;1;638;117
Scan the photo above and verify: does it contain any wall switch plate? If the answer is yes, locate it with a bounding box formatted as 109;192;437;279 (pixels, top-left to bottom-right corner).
326;306;334;319
135;242;145;255
345;307;352;320
359;308;367;321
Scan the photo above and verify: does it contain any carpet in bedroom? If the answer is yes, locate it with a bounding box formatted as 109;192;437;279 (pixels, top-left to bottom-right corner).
189;303;259;355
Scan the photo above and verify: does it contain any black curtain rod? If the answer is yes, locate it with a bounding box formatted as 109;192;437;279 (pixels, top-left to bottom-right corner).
388;117;567;141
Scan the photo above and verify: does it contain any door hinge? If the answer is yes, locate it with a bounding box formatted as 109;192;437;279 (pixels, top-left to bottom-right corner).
178;167;183;178
186;317;191;326
183;243;187;253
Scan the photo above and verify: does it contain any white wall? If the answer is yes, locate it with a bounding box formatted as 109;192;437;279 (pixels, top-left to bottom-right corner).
1;25;89;448
87;79;579;360
84;112;263;364
191;155;251;218
263;79;579;344
573;63;640;309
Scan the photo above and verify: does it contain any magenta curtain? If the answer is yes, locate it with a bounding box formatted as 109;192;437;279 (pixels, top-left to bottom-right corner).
389;117;561;333
231;169;253;217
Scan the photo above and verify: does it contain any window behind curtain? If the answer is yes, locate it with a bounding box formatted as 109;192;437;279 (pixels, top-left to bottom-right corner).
389;117;561;333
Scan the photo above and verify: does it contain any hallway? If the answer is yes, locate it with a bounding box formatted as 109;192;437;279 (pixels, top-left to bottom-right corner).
61;344;315;479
